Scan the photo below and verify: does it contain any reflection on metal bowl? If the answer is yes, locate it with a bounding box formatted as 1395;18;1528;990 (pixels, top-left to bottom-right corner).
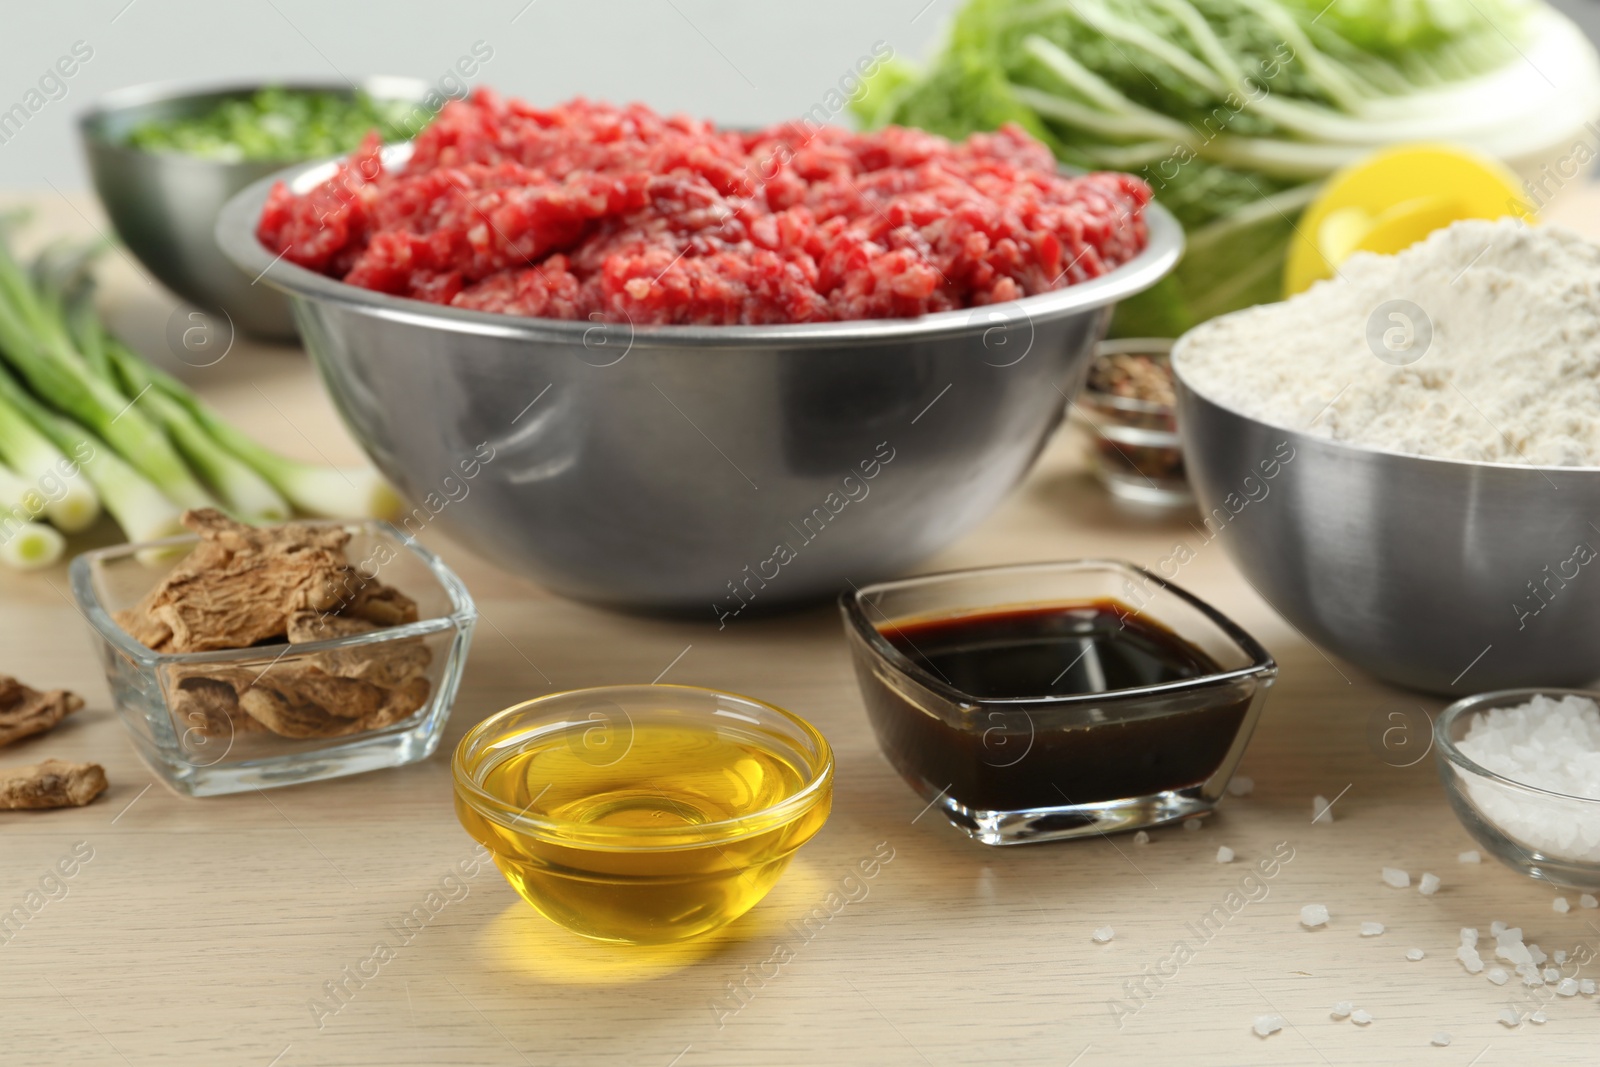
217;146;1183;612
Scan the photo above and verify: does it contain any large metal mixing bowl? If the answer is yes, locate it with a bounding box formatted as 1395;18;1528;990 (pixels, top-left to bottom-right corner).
1174;360;1600;695
217;148;1181;613
79;77;430;341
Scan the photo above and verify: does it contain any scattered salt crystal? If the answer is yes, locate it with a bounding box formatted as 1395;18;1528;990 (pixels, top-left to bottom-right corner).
1487;967;1509;985
1458;850;1481;863
1523;974;1543;988
1312;795;1333;823
1330;1001;1353;1019
1497;1007;1520;1027
1555;949;1568;964
1457;945;1484;973
1133;831;1150;846
1351;1009;1373;1025
1544;967;1560;982
1460;927;1478;946
1531;1011;1548;1024
1419;872;1441;896
1582;979;1596;995
1253;1013;1284;1037
1227;776;1254;797
1217;846;1235;863
1431;1033;1451;1047
1554;896;1571;913
1360;921;1385;937
1490;920;1507;936
1558;978;1580;996
1301;904;1329;927
1092;926;1115;943
1529;944;1548;965
1406;948;1425;961
1183;817;1202;832
1381;867;1410;888
1581;893;1598;909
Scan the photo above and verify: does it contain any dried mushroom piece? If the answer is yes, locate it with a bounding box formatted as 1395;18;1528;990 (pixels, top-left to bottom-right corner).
170;675;264;740
0;759;108;809
238;667;420;739
286;611;433;688
115;508;355;653
0;675;85;748
341;581;419;626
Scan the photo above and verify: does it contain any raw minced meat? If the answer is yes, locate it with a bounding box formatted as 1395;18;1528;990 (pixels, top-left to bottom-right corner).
256;91;1151;325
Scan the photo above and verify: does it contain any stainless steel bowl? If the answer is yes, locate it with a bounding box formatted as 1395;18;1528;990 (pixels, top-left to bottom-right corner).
216;147;1182;612
1173;357;1600;695
79;77;430;341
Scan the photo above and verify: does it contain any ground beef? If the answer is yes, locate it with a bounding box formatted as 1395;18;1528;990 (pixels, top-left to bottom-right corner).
257;91;1152;325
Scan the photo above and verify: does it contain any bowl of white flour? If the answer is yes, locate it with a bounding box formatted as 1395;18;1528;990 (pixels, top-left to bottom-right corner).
1173;218;1600;694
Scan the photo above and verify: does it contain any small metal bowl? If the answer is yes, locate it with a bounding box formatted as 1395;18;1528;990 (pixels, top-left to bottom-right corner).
1079;338;1191;507
1436;689;1600;889
214;145;1183;611
78;77;431;340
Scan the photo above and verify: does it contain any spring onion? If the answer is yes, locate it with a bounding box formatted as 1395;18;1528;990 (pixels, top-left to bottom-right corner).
0;233;215;509
0;513;65;571
0;371;99;533
0;360;183;544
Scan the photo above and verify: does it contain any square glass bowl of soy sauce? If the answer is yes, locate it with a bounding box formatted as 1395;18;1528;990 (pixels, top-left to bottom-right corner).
840;560;1276;845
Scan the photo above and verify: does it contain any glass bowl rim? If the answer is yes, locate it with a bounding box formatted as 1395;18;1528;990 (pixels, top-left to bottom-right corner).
1083;338;1176;417
838;558;1276;709
1435;687;1600;806
452;683;835;849
67;519;478;667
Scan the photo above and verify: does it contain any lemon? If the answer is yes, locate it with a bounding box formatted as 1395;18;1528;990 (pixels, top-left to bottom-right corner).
1285;144;1527;295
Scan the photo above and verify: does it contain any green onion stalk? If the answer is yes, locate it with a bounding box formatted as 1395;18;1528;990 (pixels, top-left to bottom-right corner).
0;457;65;570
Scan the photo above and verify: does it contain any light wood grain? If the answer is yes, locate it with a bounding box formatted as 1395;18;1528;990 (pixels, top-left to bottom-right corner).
2;190;1599;1067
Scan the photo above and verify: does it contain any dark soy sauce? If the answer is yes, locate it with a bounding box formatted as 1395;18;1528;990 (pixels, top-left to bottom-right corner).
859;600;1248;810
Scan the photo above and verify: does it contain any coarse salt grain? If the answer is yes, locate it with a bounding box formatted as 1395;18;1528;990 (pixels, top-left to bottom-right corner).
1301;904;1329;927
1407;948;1425;961
1498;1007;1520;1027
1487;967;1509;985
1419;872;1441;896
1432;1033;1452;1047
1490;920;1507;936
1253;1014;1284;1037
1457;945;1484;973
1216;846;1235;863
1531;1011;1548;1024
1133;830;1150;845
1330;1001;1353;1019
1582;979;1596;994
1351;1009;1373;1026
1555;896;1571;913
1555;950;1568;964
1227;776;1254;797
1092;926;1115;943
1455;694;1600;863
1183;818;1202;832
1312;795;1333;823
1361;921;1385;937
1581;893;1598;908
1558;978;1580;996
1460;927;1478;946
1544;967;1560;982
1382;867;1410;888
1459;850;1481;863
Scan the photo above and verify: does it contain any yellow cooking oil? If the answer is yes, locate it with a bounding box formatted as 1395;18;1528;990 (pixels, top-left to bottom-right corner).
458;722;831;943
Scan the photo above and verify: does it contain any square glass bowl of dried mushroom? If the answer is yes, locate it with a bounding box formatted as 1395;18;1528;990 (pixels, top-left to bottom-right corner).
68;509;477;796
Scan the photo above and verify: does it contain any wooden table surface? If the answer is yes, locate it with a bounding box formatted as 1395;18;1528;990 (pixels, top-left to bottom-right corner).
4;192;1600;1067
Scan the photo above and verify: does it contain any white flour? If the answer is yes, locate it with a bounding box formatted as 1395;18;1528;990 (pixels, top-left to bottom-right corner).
1174;218;1600;467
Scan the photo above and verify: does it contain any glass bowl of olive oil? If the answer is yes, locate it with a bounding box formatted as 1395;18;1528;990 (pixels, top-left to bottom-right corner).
453;684;834;944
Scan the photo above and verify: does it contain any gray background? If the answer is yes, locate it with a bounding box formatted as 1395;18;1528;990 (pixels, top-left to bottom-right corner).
2;0;1598;188
0;0;951;187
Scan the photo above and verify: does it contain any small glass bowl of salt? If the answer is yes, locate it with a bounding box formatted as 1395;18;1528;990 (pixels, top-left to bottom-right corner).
1435;689;1600;889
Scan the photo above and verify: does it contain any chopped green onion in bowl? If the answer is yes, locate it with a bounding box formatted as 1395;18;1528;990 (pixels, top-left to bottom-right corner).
123;87;425;162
